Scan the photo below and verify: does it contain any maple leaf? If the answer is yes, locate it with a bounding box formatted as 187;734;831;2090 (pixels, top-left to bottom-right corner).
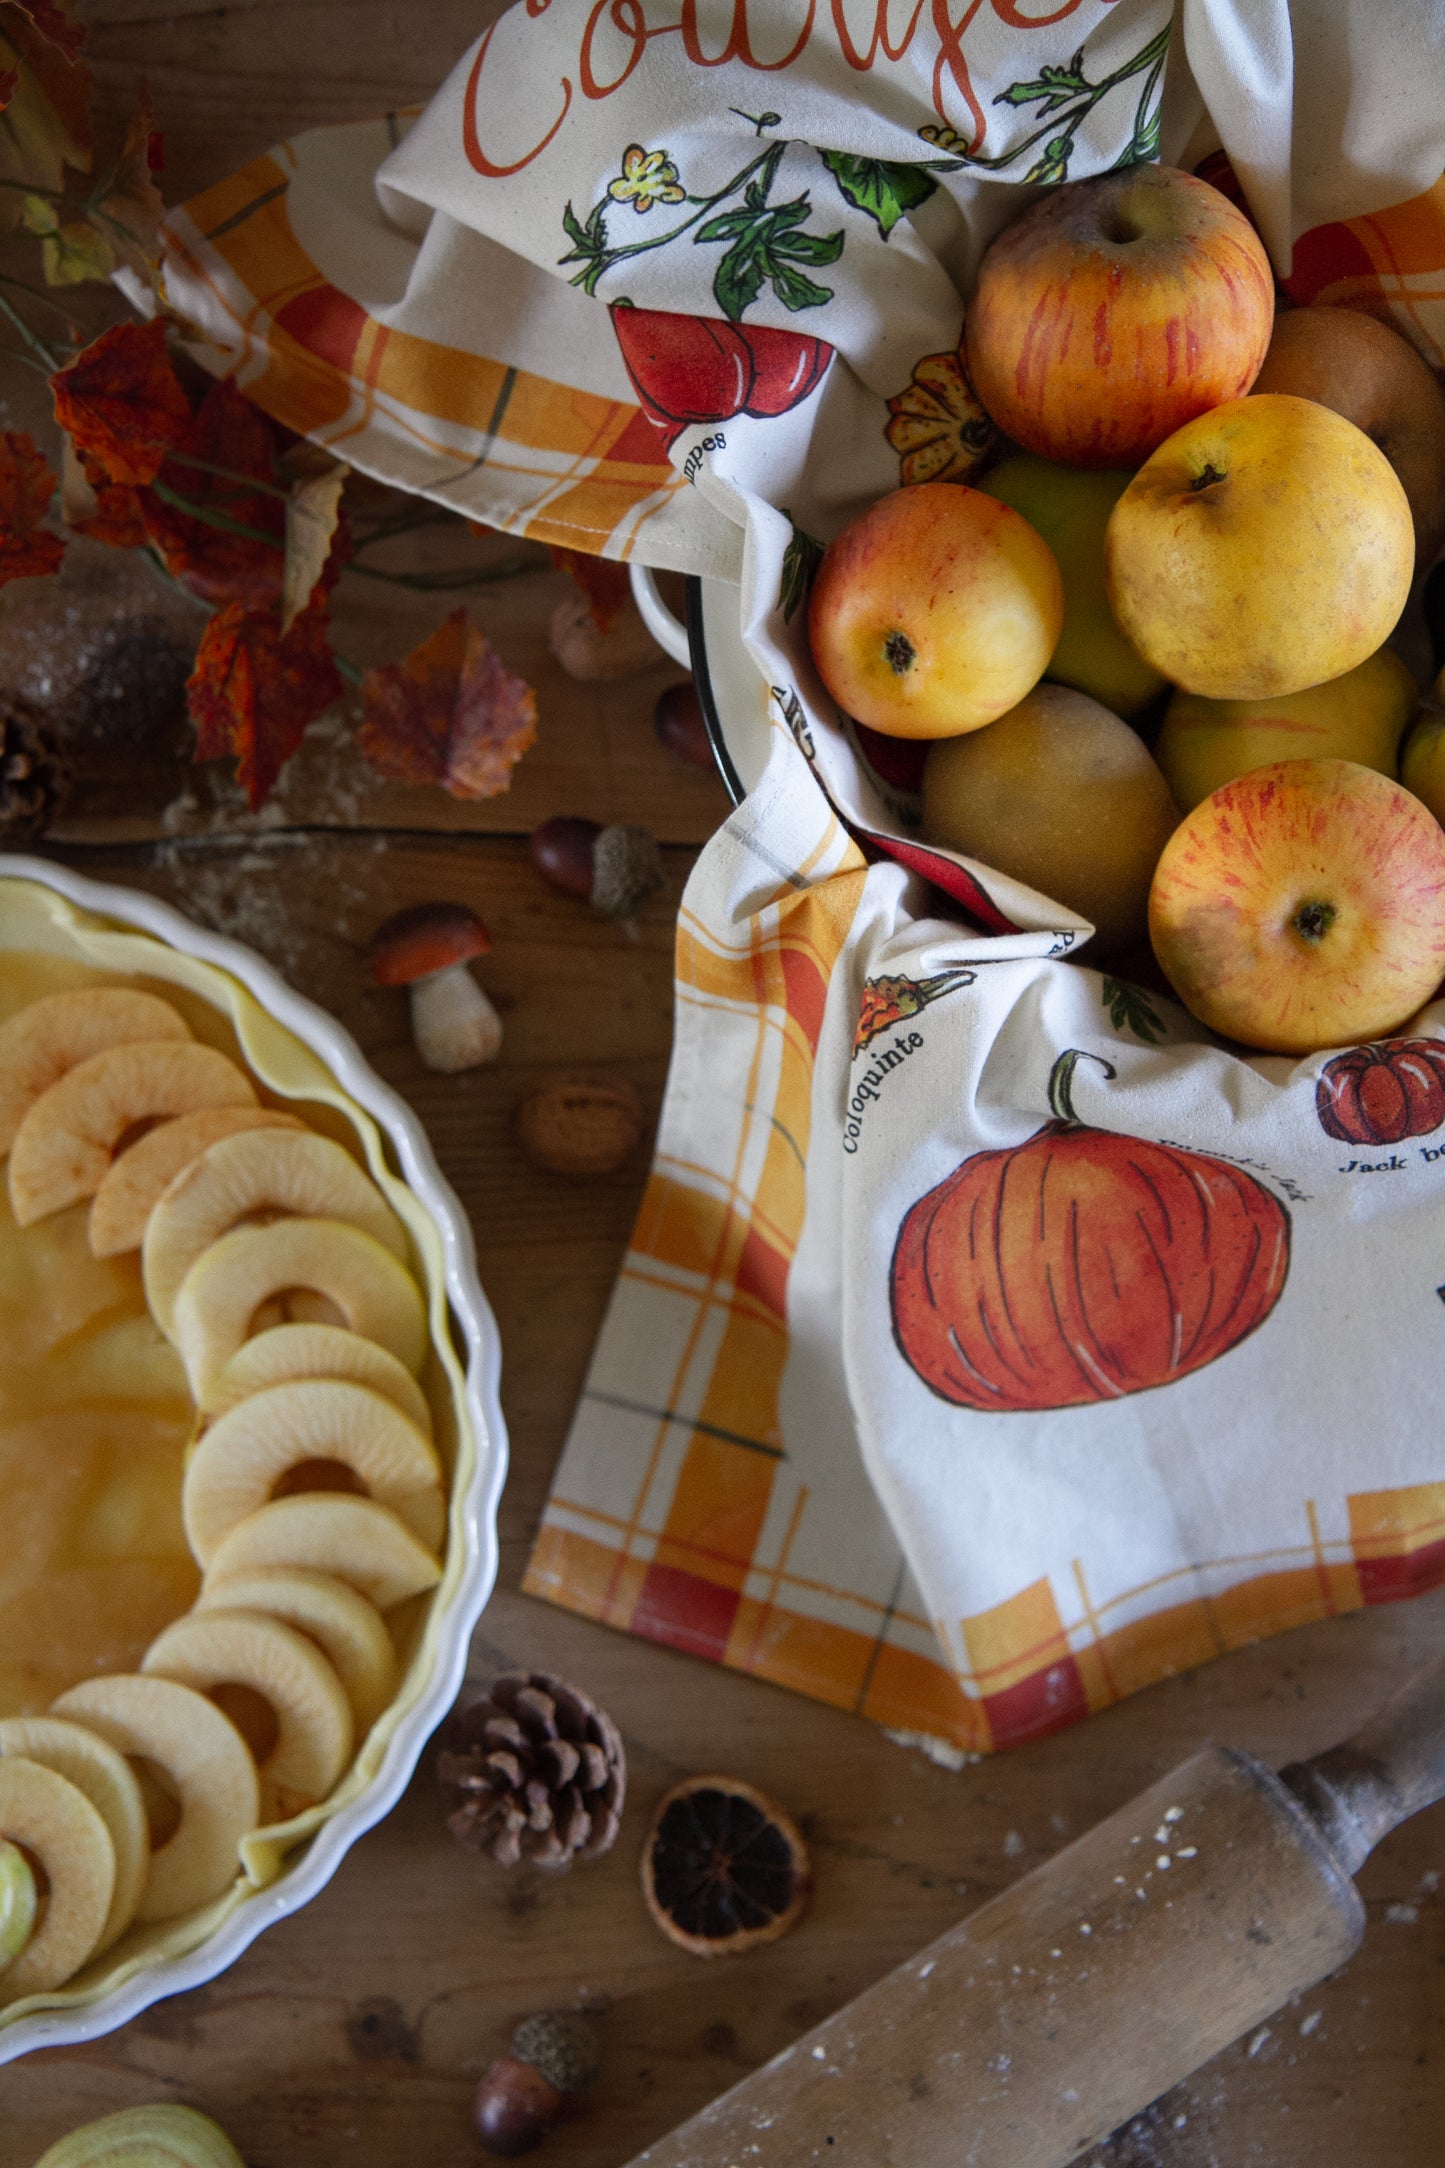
0;428;63;584
187;601;342;810
51;320;190;484
281;455;348;633
359;608;537;800
59;435;145;546
0;1;91;232
94;82;165;290
549;544;631;632
7;1;84;64
140;377;285;606
21;186;111;283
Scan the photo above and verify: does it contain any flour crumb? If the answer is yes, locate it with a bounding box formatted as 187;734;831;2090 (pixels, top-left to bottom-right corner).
1003;1830;1025;1858
1386;1902;1419;1925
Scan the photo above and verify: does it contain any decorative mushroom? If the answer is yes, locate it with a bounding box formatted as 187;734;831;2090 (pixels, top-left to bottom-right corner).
369;903;501;1073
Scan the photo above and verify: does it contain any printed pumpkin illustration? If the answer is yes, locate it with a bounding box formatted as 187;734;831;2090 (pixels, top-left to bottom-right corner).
610;305;833;450
1315;1037;1445;1145
890;1051;1290;1412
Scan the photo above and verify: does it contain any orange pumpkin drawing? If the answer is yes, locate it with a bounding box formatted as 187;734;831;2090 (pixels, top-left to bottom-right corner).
890;1050;1290;1411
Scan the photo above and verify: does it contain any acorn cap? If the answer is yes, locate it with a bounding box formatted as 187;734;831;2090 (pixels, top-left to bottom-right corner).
511;2011;599;2095
370;902;490;986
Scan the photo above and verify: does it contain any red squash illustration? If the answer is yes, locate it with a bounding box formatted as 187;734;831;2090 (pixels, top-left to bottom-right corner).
610;305;833;450
890;1051;1290;1412
1315;1037;1445;1145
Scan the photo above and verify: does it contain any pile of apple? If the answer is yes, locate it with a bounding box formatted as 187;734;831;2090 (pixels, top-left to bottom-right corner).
807;162;1445;1057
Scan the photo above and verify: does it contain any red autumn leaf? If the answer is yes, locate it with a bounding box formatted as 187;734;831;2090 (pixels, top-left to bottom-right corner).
96;82;167;289
0;429;63;585
140;378;285;607
6;0;84;64
358;608;537;800
187;601;342;810
549;544;631;632
51;319;190;485
62;439;146;548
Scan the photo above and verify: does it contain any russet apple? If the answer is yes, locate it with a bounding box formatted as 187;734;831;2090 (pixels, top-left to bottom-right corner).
1106;395;1415;700
979;454;1167;718
806;481;1062;738
1252;304;1445;563
922;683;1178;953
1156;645;1419;811
964;164;1274;469
1148;758;1445;1054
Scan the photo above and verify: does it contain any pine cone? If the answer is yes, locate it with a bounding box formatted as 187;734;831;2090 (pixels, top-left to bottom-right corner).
0;693;70;842
438;1671;626;1871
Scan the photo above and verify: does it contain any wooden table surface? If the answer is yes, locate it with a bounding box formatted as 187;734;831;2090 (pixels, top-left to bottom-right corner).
1;9;1442;2162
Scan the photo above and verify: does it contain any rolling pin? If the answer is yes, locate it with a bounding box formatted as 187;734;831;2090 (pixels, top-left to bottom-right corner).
627;1656;1445;2168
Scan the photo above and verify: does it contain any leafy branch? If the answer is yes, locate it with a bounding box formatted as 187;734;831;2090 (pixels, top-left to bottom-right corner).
919;24;1171;186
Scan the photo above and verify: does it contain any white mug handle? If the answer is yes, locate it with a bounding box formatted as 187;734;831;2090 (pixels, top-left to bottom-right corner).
630;563;692;668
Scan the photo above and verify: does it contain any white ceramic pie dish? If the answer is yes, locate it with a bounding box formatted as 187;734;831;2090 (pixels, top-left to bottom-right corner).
0;852;506;2065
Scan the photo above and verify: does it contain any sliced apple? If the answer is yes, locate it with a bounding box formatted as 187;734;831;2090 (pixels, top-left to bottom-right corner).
142;1608;353;1824
143;1128;408;1336
0;988;191;1157
0;1715;149;1953
9;1043;257;1227
34;2103;248;2168
197;1566;398;1738
0;1838;36;1969
0;1755;115;2001
51;1674;260;1923
89;1107;303;1259
171;1217;427;1396
183;1378;444;1566
203;1494;441;1612
200;1321;433;1435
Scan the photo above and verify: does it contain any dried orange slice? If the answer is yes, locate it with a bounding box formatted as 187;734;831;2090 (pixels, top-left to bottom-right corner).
640;1774;810;1958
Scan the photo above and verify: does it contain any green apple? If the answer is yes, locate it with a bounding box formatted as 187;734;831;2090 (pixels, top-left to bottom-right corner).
1400;665;1445;822
979;452;1167;718
1158;645;1419;813
0;1836;36;1970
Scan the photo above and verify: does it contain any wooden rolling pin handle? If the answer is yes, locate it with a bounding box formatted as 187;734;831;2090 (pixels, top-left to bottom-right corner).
1281;1649;1445;1873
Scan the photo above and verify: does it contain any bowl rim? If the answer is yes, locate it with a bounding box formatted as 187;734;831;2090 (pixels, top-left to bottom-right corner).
0;851;507;2064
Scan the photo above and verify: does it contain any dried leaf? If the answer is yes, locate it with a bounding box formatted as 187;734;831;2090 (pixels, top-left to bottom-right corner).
0;428;63;584
22;189;112;282
187;601;342;810
282;459;347;633
140;377;284;606
95;82;165;288
0;2;91;231
359;608;537;800
549;544;631;632
51;319;190;484
63;438;145;546
6;0;84;64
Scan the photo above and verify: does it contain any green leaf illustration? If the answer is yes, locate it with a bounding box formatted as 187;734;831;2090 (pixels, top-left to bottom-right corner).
1101;976;1166;1046
779;514;823;622
994;48;1091;114
819;151;937;239
701;196;844;321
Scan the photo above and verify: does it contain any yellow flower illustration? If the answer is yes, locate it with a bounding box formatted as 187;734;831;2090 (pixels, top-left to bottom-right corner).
917;123;972;158
885;349;997;487
607;145;686;216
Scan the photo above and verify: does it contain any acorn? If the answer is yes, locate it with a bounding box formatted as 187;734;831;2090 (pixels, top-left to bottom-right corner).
529;817;663;922
474;2012;599;2156
654;680;715;770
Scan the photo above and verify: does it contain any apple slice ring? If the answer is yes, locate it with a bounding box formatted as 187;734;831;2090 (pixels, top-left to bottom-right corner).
171;1217;427;1393
0;1717;148;1953
0;989;191;1157
182;1378;445;1566
0;1756;116;2001
143;1128;409;1336
9;1042;257;1227
51;1675;260;1924
203;1494;442;1612
197;1567;399;1738
142;1609;353;1824
89;1107;305;1260
200;1322;433;1434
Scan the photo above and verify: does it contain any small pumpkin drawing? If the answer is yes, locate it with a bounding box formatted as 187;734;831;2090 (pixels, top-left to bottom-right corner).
1315;1038;1445;1146
890;1050;1290;1412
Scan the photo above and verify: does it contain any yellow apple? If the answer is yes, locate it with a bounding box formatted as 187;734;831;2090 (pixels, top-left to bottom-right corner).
1400;669;1445;821
979;454;1167;718
921;683;1178;953
1157;646;1420;811
1148;758;1445;1054
806;482;1063;738
1106;394;1415;700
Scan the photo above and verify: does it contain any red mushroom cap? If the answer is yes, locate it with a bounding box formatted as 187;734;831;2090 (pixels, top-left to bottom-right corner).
370;901;491;986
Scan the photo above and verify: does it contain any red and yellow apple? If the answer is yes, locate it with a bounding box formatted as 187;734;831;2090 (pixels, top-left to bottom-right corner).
978;454;1167;718
1106;395;1415;700
1252;304;1445;563
1156;645;1419;811
964;164;1274;469
1148;758;1445;1053
806;482;1063;738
